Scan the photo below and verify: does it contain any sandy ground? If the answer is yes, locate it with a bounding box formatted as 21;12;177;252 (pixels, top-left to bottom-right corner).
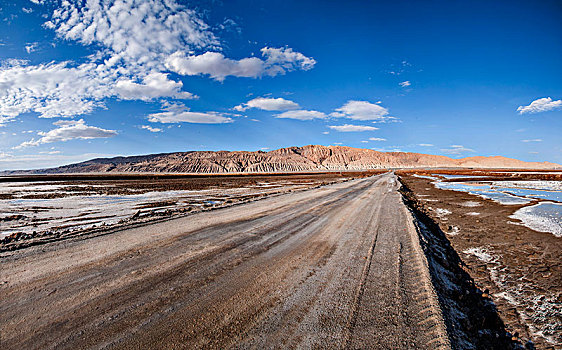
398;174;561;349
1;173;455;349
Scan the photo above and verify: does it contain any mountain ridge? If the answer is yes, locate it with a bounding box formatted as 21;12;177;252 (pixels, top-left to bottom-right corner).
3;145;560;174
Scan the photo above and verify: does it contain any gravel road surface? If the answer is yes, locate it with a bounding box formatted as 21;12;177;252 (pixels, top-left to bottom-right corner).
1;173;451;349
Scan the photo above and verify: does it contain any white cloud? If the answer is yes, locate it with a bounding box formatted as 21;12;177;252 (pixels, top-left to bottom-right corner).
521;139;542;142
15;119;117;148
0;60;192;123
147;102;233;124
418;143;433;146
328;124;379;132
25;42;38;53
0;61;107;121
372;146;402;152
399;81;411;87
0;0;208;123
360;140;368;143
517;97;562;114
140;125;162;132
1;1;315;124
47;0;219;74
234;97;299;111
333;100;396;122
322;131;329;134
115;73;195;101
275;110;326;120
369;137;386;141
260;46;316;72
440;145;475;155
165;47;315;81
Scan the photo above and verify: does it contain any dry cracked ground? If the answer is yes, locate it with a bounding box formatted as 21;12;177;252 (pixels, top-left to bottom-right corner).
0;173;519;349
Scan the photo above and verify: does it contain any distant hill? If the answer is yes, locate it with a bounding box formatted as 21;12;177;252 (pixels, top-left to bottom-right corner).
3;145;560;174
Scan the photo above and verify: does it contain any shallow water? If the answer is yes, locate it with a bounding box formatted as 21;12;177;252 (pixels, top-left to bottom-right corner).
437;174;488;179
0;190;201;237
496;186;562;202
510;202;562;238
432;179;562;237
0;179;337;238
434;182;532;205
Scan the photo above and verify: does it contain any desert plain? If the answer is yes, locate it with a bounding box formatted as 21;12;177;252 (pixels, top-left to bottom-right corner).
0;168;560;349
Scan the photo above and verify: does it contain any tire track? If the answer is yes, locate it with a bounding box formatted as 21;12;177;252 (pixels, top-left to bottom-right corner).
1;173;453;349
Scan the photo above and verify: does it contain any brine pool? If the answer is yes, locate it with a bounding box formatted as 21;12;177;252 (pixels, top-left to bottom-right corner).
414;175;562;237
0;179;326;238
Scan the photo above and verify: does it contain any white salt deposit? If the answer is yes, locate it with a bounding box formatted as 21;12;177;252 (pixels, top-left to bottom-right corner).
435;208;451;217
510;202;562;237
447;226;460;236
492;180;562;191
463;246;494;263
412;174;439;180
460;201;481;207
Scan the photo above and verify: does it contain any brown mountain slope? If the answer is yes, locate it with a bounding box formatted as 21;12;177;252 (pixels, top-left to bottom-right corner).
7;145;561;174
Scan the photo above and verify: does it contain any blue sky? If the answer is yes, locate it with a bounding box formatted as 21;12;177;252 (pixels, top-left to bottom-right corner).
0;0;561;170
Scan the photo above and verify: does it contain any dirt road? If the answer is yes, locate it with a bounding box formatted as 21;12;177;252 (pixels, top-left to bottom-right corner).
1;173;451;349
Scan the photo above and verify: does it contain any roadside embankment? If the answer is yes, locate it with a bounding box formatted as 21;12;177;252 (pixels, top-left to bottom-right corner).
399;177;526;349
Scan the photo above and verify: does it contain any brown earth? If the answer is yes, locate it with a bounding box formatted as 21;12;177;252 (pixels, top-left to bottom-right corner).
0;172;377;200
1;173;458;349
1;172;381;251
398;173;562;349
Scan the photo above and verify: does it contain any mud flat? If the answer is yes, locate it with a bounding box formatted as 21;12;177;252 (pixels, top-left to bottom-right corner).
398;171;562;349
0;172;380;251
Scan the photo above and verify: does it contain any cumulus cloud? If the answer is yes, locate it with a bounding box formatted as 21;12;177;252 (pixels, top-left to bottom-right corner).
517;97;562;114
275;110;326;120
140;125;162;132
15;119;117;148
440;145;475;155
1;0;210;122
332;100;396;122
234;97;299;111
369;137;386;141
46;0;219;74
328;124;379;132
0;0;315;124
165;47;316;81
0;61;107;121
115;73;196;101
147;102;233;124
418;143;433;146
399;81;411;87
